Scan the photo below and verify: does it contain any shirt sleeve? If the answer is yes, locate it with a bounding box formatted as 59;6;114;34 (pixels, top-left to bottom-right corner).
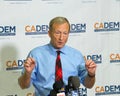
77;53;87;85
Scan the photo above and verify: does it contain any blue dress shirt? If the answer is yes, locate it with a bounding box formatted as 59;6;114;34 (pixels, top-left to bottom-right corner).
25;43;87;96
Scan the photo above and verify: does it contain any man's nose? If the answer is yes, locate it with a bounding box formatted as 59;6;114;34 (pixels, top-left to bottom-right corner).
59;33;64;40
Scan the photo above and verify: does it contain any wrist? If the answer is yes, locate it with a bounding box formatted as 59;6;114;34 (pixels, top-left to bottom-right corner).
24;71;31;77
88;73;95;78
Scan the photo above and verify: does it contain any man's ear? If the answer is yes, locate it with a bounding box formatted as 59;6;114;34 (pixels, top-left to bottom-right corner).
48;31;50;37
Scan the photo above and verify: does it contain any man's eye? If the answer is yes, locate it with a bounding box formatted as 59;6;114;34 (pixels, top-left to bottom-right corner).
63;32;68;35
55;32;60;34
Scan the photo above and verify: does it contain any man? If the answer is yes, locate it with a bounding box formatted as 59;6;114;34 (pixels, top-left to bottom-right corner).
18;16;97;96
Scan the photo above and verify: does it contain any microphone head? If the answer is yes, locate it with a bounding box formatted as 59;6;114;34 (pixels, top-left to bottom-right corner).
68;76;74;88
68;76;80;90
53;80;64;92
50;90;57;96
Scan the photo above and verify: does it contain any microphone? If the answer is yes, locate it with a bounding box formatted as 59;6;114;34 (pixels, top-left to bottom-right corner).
49;89;57;96
68;76;80;90
53;80;65;92
67;76;80;96
50;80;65;96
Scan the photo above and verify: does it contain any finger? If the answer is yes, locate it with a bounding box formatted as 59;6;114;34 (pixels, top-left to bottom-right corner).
27;57;35;64
85;59;93;66
24;58;32;67
86;60;96;68
88;64;96;68
87;59;93;63
30;57;35;64
24;62;30;67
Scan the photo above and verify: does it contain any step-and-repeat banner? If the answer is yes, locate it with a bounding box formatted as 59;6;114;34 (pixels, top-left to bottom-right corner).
0;0;120;96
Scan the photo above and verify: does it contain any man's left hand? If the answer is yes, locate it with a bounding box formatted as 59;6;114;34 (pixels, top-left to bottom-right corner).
85;59;97;76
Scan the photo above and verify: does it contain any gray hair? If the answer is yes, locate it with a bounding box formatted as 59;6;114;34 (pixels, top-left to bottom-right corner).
49;16;70;31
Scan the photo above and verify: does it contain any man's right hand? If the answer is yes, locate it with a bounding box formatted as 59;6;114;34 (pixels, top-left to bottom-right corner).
24;57;36;74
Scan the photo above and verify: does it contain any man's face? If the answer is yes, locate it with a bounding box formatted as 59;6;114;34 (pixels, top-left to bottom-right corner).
48;22;69;49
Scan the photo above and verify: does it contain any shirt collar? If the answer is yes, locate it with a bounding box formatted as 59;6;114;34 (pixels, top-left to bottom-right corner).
48;43;67;54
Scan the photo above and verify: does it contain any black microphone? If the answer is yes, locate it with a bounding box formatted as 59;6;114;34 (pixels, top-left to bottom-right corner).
67;76;80;96
68;76;80;90
53;80;64;92
49;89;57;96
50;80;65;96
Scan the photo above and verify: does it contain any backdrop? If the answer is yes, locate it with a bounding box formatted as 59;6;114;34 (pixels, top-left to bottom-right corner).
0;0;120;96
